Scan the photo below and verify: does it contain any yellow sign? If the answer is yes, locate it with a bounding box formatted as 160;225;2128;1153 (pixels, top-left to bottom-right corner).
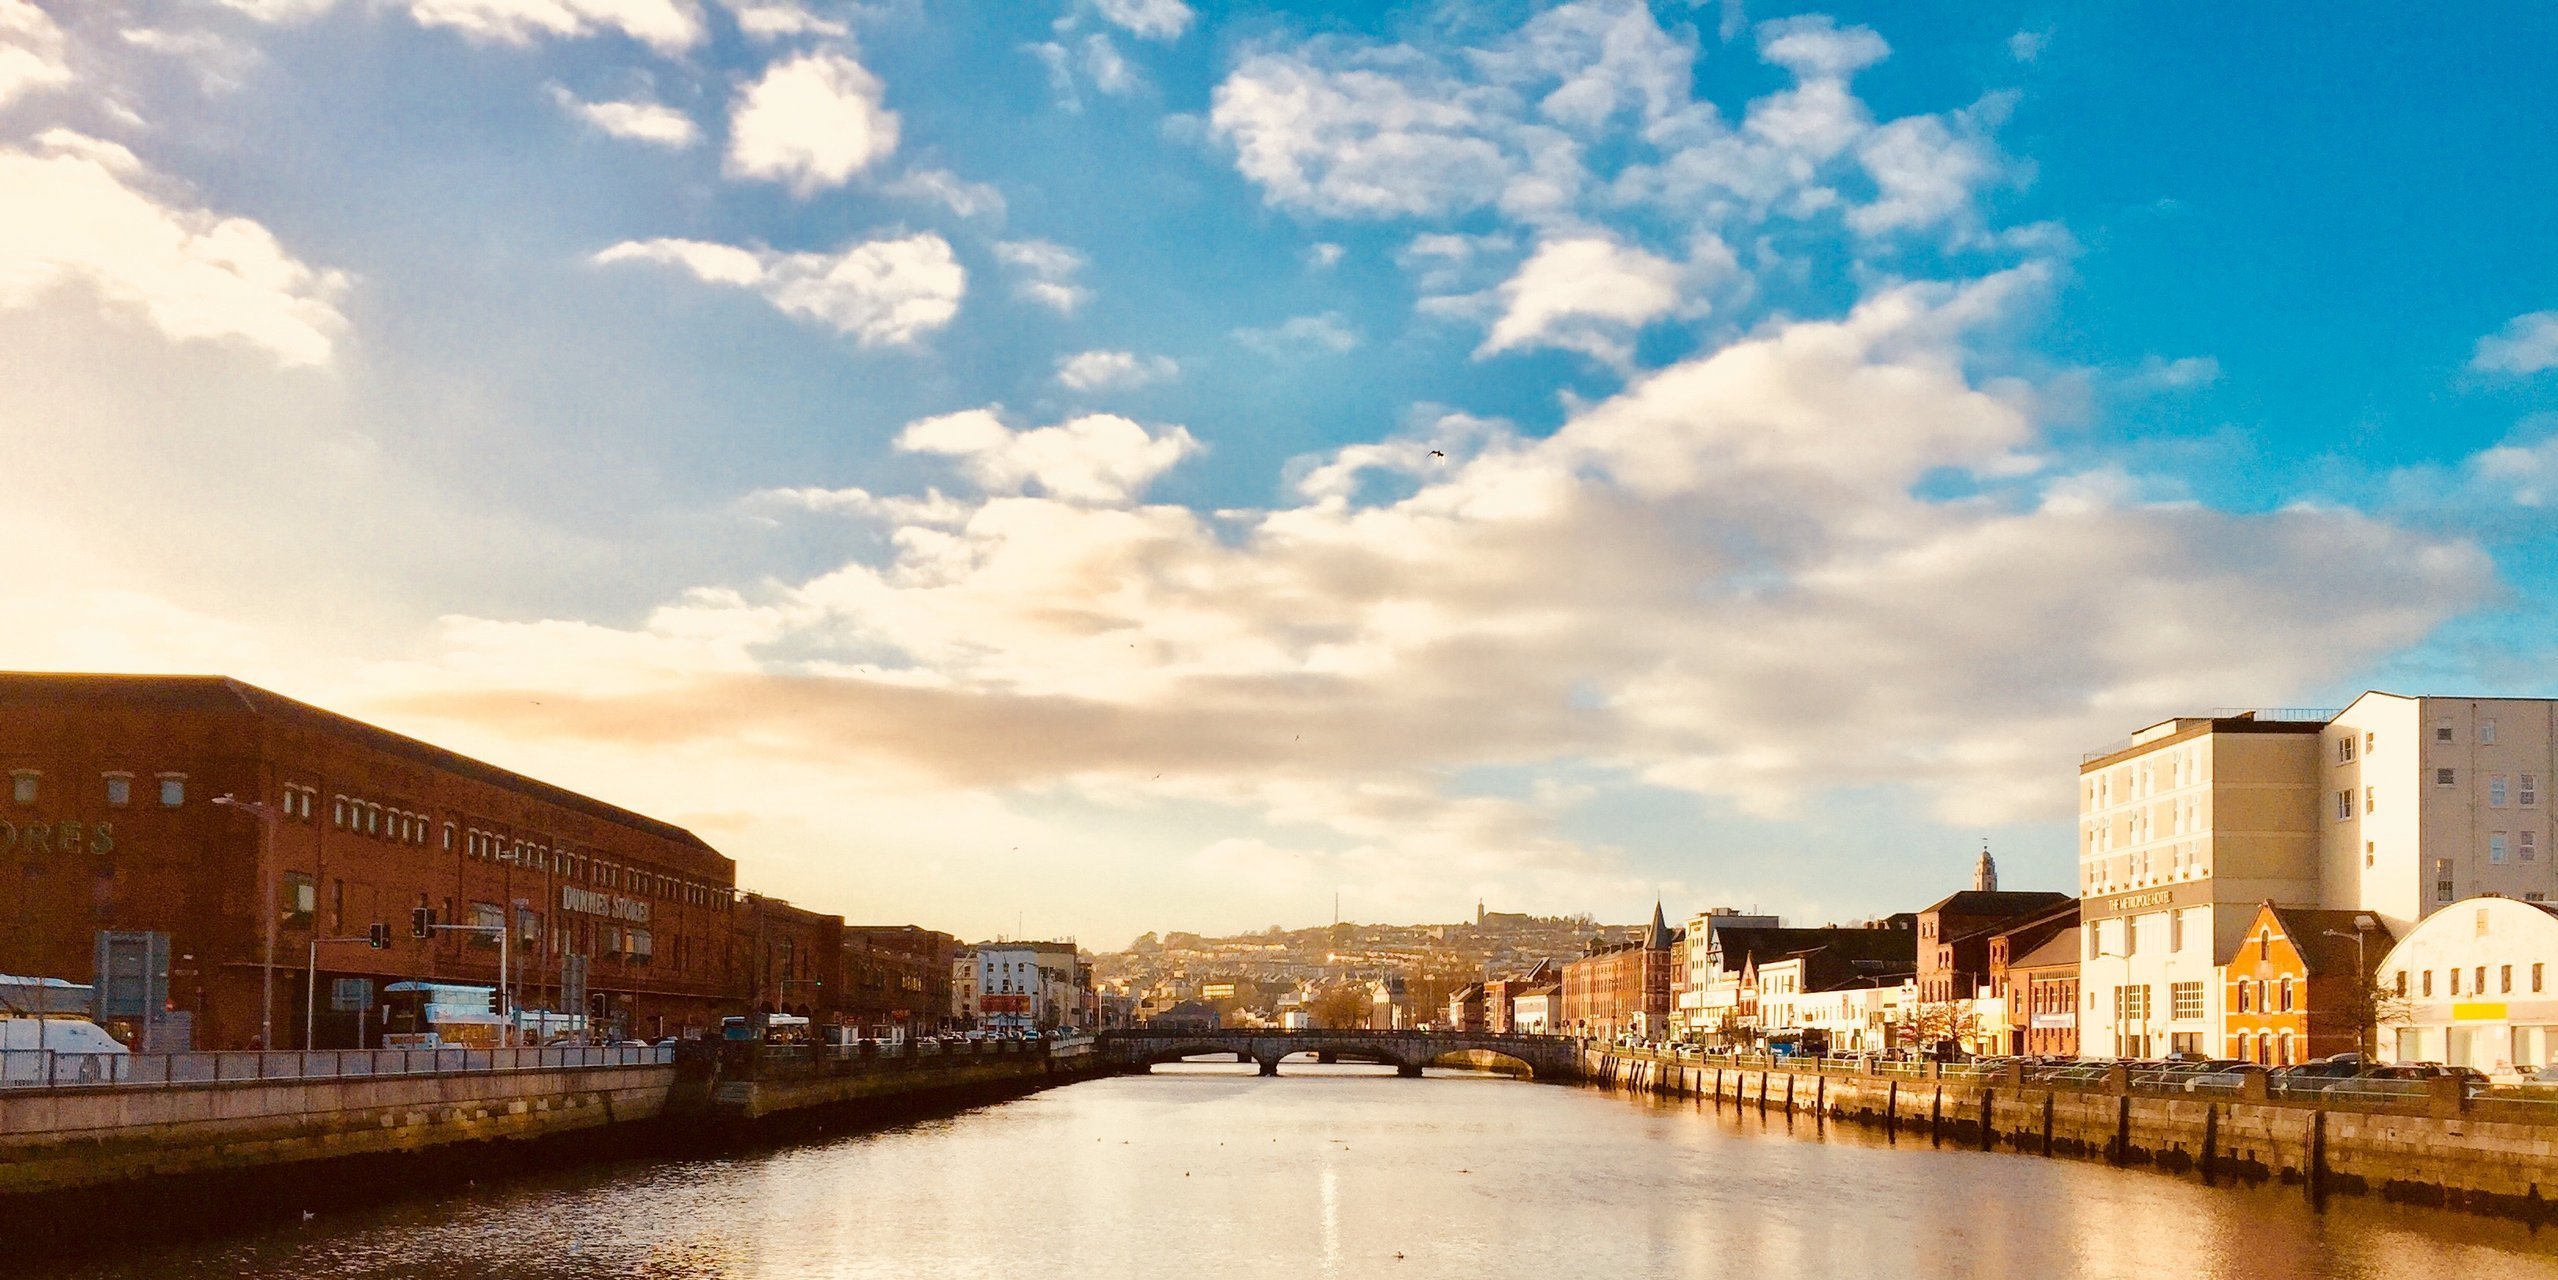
2452;1001;2509;1021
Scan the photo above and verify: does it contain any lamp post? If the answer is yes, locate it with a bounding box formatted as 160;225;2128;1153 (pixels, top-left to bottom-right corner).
2323;916;2379;1058
212;794;281;1050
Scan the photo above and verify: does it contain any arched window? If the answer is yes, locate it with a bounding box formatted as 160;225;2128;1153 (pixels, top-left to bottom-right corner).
2279;977;2294;1012
2257;1031;2272;1063
2258;929;2272;961
2277;1032;2294;1066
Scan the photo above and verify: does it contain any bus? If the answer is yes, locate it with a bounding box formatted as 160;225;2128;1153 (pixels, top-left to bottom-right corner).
380;982;505;1049
719;1013;813;1045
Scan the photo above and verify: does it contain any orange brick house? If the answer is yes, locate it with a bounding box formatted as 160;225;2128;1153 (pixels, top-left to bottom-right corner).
2221;901;2392;1066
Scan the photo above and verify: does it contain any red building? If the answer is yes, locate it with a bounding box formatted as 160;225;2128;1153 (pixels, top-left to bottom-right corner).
2223;902;2392;1066
734;893;844;1021
0;674;742;1047
1558;905;1680;1042
1445;983;1486;1032
1480;959;1555;1034
2005;926;2081;1058
841;925;958;1035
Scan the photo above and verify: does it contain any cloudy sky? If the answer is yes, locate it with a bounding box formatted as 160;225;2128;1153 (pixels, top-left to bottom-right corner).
5;0;2554;947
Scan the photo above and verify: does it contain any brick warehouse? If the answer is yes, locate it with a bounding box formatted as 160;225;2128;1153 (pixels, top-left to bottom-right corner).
0;673;756;1048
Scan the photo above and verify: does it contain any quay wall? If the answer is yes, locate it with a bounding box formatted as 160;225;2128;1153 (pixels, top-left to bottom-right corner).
0;1063;678;1197
1585;1048;2558;1218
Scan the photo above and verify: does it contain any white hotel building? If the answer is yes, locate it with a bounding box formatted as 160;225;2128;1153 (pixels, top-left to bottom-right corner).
2079;696;2558;1059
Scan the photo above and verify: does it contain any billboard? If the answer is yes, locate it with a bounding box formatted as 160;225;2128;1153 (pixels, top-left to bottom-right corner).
982;994;1032;1016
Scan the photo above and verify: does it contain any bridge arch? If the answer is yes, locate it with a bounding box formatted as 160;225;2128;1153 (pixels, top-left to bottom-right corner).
1136;1042;1264;1068
1422;1048;1539;1079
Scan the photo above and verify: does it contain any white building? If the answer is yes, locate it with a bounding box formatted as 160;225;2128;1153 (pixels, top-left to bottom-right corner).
2320;695;2558;935
972;943;1044;1031
1677;908;1780;1037
2078;713;2324;1058
2377;896;2558;1075
1512;990;1559;1034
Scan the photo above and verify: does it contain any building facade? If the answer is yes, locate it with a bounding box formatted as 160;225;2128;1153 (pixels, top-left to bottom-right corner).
0;674;741;1048
2320;695;2558;934
840;925;957;1037
1558;906;1679;1042
2078;713;2325;1058
2220;901;2391;1066
2377;896;2558;1074
2006;927;2080;1057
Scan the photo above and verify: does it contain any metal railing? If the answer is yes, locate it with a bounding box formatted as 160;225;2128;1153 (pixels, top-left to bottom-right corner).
0;1042;674;1092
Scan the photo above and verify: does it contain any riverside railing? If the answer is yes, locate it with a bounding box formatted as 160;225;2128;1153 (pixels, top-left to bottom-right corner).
0;1042;674;1092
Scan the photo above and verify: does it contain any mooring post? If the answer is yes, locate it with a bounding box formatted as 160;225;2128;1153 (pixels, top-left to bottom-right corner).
2305;1109;2327;1206
1885;1079;1898;1138
2201;1103;2219;1186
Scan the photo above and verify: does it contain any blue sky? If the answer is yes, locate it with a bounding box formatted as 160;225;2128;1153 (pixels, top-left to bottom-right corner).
4;0;2554;946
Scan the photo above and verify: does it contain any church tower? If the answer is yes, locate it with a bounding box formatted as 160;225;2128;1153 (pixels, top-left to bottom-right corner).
1973;843;1998;893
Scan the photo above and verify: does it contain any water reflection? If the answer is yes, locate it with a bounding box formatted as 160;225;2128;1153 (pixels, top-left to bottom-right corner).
45;1064;2558;1280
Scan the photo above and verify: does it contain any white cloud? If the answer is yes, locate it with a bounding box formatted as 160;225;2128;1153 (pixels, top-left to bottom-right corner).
1080;34;1139;96
1210;48;1514;218
896;408;1201;504
2472;311;2558;376
722;0;846;41
549;86;700;148
0;0;69;108
726;51;900;196
2008;30;2050;63
594;232;964;346
1479;235;1685;365
0;132;350;368
1307;242;1344;269
210;0;339;20
883;168;1006;220
1235;311;1359;358
994;238;1090;314
2119;354;2221;393
401;0;705;52
1846;98;2008;238
1093;0;1192;42
1057;349;1178;391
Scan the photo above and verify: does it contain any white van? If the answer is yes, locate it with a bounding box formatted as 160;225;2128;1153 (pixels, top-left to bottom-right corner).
0;1016;131;1085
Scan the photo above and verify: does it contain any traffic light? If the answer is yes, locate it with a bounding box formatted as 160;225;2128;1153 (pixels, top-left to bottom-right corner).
410;906;434;939
487;989;503;1014
367;922;389;949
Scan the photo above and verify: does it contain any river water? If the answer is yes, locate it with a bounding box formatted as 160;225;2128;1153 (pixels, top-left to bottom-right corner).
48;1063;2558;1279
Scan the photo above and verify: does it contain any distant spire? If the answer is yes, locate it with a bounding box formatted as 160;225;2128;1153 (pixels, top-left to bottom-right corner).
1647;900;1674;950
1974;842;1998;893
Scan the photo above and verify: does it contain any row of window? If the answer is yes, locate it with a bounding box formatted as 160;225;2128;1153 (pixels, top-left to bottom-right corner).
11;770;187;809
320;790;725;910
2087;909;2198;960
2399;963;2546;998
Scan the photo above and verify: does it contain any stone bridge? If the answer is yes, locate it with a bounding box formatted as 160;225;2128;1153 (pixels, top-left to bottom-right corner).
1097;1029;1582;1080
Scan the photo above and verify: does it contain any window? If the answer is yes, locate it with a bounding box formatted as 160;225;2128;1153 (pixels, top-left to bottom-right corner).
2279;977;2294;1012
2477;965;2488;994
156;774;185;807
2169;911;2185;953
2423;970;2434;997
2172;981;2205;1021
443;823;455;851
2502;964;2514;995
2394;970;2407;997
2258;929;2272;961
2437;768;2457;786
2438;725;2456;743
2365;786;2376;814
2527;775;2542;807
2338;734;2356;763
2493;833;2510;864
364;805;379;835
2437;859;2456;903
2482;718;2499;745
8;771;33;806
282;872;316;925
2125;917;2140;957
2525;831;2540;863
103;773;131;807
471;901;504;945
2493;776;2510;807
2366;731;2376;753
2365;840;2376;868
2337;789;2354;821
333;797;347;828
2537;964;2546;994
2236;981;2252;1012
2277;1032;2295;1067
331;879;344;931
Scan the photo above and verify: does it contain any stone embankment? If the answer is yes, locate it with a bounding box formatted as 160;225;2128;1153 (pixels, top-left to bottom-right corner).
0;1036;1104;1247
1588;1046;2558;1219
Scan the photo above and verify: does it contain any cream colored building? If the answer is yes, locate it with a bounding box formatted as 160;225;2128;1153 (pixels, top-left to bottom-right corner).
2078;713;2325;1058
2319;695;2558;935
1675;908;1779;1039
2376;896;2558;1074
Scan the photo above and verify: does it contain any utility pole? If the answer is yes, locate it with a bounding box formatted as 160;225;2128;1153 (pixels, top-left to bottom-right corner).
213;794;281;1049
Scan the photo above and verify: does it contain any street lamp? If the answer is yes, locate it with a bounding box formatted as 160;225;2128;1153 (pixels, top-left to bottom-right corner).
212;794;281;1050
2323;915;2380;1058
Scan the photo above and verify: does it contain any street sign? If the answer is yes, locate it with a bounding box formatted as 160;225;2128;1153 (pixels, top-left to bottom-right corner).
330;978;374;1013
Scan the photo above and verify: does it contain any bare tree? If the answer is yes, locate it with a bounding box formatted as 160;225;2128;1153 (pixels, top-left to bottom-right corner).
1306;983;1372;1029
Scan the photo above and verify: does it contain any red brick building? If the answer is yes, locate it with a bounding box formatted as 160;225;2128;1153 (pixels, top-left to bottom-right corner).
1558;905;1680;1042
1480;959;1555;1034
2005;926;2081;1057
0;674;743;1047
735;893;844;1021
2223;901;2392;1066
840;925;958;1035
1445;982;1486;1032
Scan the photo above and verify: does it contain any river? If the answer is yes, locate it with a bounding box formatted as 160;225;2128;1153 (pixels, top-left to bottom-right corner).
46;1062;2558;1279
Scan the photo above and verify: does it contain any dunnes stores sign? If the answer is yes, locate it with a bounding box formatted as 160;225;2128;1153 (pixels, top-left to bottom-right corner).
0;817;119;856
561;885;651;924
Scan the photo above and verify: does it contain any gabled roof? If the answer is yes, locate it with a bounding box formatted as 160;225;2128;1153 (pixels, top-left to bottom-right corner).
2235;903;2397;975
2010;926;2080;972
1710;926;1915;973
1920;889;2074;922
0;672;723;862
